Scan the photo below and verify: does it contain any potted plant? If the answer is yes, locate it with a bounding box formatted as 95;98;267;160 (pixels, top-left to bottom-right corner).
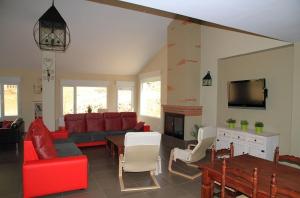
226;118;236;129
87;105;92;113
240;120;249;131
191;124;201;140
255;121;264;133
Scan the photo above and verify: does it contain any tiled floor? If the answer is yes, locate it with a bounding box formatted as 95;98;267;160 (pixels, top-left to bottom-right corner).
0;142;209;198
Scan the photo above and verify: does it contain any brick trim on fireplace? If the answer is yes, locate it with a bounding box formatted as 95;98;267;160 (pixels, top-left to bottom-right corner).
162;105;202;116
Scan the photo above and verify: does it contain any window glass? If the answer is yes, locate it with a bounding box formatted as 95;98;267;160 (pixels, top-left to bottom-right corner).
118;88;133;112
140;80;161;118
4;84;18;116
62;86;74;115
76;87;107;113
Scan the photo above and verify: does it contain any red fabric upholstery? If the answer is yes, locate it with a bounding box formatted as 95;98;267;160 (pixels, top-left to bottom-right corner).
120;112;137;130
103;113;122;131
64;114;86;133
23;121;88;198
28;119;57;159
134;122;145;131
143;124;150;132
50;130;69;140
85;113;105;132
2;120;12;128
23;156;88;198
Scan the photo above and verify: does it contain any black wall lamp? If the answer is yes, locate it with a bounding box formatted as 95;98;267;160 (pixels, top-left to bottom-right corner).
33;0;70;51
202;71;212;86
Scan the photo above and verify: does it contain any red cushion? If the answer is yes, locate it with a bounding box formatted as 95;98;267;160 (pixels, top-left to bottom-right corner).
103;113;121;131
120;112;137;130
28;119;57;159
86;113;104;131
2;120;12;128
64;114;86;133
121;117;137;130
134;122;145;131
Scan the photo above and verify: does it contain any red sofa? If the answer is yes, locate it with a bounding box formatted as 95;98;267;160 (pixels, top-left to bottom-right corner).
64;112;149;147
23;119;88;198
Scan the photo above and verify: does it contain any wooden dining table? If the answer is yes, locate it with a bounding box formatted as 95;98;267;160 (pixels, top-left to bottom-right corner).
198;154;300;198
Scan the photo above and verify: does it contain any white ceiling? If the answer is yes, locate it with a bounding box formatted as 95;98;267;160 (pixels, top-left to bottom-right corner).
0;0;171;75
120;0;300;42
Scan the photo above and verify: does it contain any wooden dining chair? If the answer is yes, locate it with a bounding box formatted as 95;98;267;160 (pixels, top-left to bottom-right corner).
220;158;258;198
273;147;300;167
211;142;234;163
270;173;300;198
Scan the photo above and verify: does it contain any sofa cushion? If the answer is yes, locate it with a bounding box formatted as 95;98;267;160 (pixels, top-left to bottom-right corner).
28;119;57;159
121;112;137;130
55;142;82;157
2;120;12;128
69;133;92;144
86;113;105;132
64;114;86;133
104;113;122;131
134;122;145;131
89;131;107;141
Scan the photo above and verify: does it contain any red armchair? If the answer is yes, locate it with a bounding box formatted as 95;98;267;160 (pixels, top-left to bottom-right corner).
23;130;87;198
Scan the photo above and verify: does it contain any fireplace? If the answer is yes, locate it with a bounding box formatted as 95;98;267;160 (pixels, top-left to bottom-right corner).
164;112;184;139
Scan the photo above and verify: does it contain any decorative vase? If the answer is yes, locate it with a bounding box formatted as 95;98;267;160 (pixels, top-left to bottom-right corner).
241;124;248;131
228;123;235;129
255;127;263;133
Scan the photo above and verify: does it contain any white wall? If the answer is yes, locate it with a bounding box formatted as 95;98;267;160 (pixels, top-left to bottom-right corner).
291;42;300;155
200;25;290;127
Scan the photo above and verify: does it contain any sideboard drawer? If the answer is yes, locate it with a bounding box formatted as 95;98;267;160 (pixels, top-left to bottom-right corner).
217;130;231;138
248;136;265;146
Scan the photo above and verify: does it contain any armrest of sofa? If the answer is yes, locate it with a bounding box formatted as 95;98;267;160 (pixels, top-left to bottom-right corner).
50;130;69;140
143;125;150;132
23;155;88;197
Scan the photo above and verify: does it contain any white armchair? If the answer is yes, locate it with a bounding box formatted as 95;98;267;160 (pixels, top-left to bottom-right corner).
119;132;162;191
168;127;216;179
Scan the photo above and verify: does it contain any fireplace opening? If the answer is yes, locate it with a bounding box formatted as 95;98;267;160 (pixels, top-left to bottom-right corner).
164;112;184;139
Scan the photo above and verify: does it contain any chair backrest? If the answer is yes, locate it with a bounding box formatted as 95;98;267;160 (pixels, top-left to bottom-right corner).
274;147;300;167
270;173;300;198
221;159;258;198
189;127;216;162
211;142;234;163
123;132;161;172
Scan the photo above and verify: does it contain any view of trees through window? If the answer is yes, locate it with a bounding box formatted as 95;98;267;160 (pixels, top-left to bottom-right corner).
62;86;107;114
117;88;133;112
140;80;161;118
4;84;18;116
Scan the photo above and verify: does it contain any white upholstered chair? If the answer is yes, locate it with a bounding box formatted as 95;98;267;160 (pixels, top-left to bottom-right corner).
119;132;162;192
168;127;216;179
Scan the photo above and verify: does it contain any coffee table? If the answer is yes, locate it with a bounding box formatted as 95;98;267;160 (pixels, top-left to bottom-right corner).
105;135;125;158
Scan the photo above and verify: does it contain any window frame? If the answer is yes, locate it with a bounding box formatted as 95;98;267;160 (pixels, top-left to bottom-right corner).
139;75;161;118
0;77;21;120
61;80;109;115
116;81;135;112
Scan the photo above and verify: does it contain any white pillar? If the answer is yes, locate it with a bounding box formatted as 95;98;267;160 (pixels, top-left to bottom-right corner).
42;51;56;131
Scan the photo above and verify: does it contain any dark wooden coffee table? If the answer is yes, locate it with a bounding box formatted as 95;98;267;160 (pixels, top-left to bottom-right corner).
105;135;125;158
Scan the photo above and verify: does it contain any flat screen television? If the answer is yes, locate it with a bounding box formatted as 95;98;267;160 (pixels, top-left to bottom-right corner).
228;78;267;109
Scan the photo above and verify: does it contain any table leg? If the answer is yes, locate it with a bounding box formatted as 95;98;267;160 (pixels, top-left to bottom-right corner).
201;169;213;198
111;143;115;158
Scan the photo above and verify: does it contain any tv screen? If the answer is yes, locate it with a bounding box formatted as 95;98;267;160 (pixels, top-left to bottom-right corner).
228;78;267;109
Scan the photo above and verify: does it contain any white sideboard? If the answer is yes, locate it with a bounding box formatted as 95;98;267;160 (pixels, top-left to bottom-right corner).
216;127;279;161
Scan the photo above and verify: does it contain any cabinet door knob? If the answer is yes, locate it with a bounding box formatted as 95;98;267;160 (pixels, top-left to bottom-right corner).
224;133;226;136
238;136;240;139
254;139;257;142
261;150;265;153
217;139;219;142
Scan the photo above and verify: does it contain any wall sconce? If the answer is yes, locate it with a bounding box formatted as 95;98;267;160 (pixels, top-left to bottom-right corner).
202;71;212;86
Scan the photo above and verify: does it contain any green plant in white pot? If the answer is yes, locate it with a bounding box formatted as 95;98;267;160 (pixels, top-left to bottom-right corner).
255;121;264;133
240;120;249;131
226;118;236;129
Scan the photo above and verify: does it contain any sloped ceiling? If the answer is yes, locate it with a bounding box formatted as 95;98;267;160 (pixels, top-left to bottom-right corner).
120;0;300;42
0;0;171;75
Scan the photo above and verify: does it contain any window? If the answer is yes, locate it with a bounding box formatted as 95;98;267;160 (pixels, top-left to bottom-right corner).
0;77;20;118
117;87;134;112
61;80;108;115
140;78;161;118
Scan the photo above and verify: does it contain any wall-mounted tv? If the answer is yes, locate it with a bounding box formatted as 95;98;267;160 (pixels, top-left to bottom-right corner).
228;78;267;109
